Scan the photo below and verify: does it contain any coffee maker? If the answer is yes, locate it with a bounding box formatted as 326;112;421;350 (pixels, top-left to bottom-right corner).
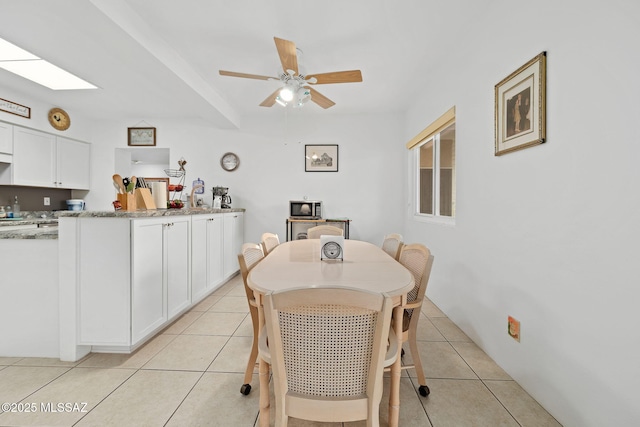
212;187;231;209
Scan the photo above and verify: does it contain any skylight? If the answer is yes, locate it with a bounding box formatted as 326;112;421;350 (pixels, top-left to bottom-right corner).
0;37;97;90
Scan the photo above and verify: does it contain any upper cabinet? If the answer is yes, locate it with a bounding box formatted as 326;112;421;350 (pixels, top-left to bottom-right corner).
57;137;91;190
0;125;91;189
0;122;12;157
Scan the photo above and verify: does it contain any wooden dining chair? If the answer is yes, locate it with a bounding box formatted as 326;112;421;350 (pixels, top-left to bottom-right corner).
258;287;398;427
396;243;434;397
381;233;404;260
260;232;280;255
237;243;265;395
306;224;343;239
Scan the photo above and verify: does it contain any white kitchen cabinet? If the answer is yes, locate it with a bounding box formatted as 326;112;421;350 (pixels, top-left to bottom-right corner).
131;220;165;344
5;126;90;189
167;218;191;319
12;127;56;187
131;216;191;344
64;211;243;358
57;136;91;190
191;214;224;302
0;122;12;156
223;211;244;279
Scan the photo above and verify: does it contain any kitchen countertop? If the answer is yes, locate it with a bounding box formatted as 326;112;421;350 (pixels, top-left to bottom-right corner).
56;207;245;218
1;208;245;239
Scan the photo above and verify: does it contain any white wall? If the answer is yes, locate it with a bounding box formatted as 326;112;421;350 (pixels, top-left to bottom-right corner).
402;1;640;426
86;111;404;245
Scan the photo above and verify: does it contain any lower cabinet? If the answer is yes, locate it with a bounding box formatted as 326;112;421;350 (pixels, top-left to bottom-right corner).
131;217;190;344
75;212;243;352
223;211;244;279
191;214;224;303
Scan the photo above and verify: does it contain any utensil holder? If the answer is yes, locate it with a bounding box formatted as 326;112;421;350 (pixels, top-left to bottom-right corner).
135;188;156;210
117;193;137;211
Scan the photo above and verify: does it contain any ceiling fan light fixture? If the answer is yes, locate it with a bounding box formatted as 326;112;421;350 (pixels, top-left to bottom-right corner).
294;87;311;107
279;85;294;102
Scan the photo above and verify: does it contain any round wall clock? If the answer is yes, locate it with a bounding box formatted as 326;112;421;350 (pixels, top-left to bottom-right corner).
48;108;71;131
220;152;239;171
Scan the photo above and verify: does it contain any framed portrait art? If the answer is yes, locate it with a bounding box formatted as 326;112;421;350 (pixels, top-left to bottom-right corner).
305;144;338;172
495;52;546;156
128;127;156;146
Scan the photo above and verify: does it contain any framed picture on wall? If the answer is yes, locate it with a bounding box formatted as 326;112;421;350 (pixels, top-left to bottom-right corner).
305;144;338;172
495;52;546;156
128;127;156;146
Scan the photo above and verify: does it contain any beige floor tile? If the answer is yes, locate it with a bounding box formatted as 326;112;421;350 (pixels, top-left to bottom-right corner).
421;379;519;427
431;317;472;342
416;315;447;341
485;380;563;427
0;367;135;426
377;377;432;427
14;357;80;368
77;334;176;369
143;334;229;371
209;295;251;313
0;366;69;405
451;342;512;380
191;293;222;311
225;280;248;297
183;311;247;335
0;357;22;365
403;341;477;380
162;310;204;335
75;369;201;427
213;277;241;295
235;313;257;337
208;336;255;373
166;372;260;427
423;297;447;318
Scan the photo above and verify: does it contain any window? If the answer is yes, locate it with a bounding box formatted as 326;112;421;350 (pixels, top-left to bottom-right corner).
406;107;456;219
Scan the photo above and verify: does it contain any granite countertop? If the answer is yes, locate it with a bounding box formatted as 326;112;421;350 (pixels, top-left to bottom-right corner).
1;208;245;240
57;207;245;218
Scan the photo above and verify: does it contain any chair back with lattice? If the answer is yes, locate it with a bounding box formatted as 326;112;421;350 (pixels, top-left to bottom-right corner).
263;287;393;424
261;232;280;255
306;225;343;239
238;243;264;304
382;233;404;260
398;244;434;326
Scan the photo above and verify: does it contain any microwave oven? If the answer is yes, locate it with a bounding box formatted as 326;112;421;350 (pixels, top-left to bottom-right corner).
290;200;322;219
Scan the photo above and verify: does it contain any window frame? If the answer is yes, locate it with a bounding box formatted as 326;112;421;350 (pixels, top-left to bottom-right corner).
406;107;456;225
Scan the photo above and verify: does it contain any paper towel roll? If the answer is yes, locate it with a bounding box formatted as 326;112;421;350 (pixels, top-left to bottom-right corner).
151;182;167;209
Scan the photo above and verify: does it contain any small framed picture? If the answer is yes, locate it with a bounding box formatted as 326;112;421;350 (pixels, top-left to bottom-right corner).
128;127;156;146
495;52;546;156
305;144;338;172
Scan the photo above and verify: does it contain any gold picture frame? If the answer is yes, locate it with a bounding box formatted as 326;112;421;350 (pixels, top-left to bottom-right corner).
128;127;156;146
495;52;546;156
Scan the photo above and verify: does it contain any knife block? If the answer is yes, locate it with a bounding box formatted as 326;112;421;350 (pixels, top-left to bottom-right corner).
135;188;156;210
117;193;137;211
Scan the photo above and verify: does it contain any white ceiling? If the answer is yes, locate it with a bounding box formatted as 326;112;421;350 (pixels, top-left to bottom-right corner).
0;0;486;129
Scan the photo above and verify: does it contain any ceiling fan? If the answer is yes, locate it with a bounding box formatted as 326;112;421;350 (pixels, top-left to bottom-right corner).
219;37;363;109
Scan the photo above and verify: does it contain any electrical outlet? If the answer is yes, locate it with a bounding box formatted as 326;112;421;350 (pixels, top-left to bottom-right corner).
44;197;50;206
508;316;520;342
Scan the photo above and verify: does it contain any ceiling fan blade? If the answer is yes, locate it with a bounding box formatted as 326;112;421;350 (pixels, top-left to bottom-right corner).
219;70;275;80
274;37;298;75
307;87;335;109
306;70;363;84
259;89;281;107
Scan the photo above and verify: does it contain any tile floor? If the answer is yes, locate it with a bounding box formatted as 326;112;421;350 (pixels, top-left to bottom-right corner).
0;275;562;426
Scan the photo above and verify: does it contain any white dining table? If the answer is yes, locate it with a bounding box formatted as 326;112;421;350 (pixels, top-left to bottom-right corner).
248;239;414;427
